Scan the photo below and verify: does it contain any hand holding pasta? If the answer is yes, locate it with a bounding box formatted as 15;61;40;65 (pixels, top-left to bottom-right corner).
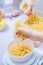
15;14;43;42
15;21;29;40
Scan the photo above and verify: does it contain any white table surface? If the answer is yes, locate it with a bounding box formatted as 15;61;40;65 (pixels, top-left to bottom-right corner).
0;14;43;65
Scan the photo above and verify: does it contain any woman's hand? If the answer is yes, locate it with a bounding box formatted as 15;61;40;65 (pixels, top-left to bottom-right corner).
17;26;43;42
20;0;35;16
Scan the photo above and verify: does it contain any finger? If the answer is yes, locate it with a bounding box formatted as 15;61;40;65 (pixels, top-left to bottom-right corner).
17;27;41;41
17;27;31;36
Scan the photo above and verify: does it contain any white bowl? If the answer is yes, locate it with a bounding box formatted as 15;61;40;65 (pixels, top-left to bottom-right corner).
7;38;34;62
0;19;6;31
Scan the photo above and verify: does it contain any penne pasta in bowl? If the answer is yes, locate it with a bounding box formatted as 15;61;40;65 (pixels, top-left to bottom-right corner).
7;38;34;62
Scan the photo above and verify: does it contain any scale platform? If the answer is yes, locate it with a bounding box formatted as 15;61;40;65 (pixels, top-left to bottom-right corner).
3;48;43;65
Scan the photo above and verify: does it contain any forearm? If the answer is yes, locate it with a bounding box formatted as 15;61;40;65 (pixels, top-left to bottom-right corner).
27;29;43;42
37;32;43;42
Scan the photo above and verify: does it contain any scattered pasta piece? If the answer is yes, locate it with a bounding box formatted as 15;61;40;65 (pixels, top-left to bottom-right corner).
15;14;43;46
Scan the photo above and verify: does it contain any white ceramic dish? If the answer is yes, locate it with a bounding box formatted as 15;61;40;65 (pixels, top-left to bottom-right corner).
7;39;34;62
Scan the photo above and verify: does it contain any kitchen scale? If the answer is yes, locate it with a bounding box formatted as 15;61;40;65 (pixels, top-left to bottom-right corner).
3;48;43;65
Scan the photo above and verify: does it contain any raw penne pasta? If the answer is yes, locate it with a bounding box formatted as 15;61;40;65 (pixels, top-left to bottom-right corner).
9;42;31;57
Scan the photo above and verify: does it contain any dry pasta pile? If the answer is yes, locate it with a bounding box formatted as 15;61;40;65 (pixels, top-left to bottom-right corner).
25;14;43;31
9;42;31;57
16;21;24;29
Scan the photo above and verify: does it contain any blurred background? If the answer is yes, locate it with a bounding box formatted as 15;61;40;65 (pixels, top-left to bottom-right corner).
0;0;43;11
0;0;43;65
